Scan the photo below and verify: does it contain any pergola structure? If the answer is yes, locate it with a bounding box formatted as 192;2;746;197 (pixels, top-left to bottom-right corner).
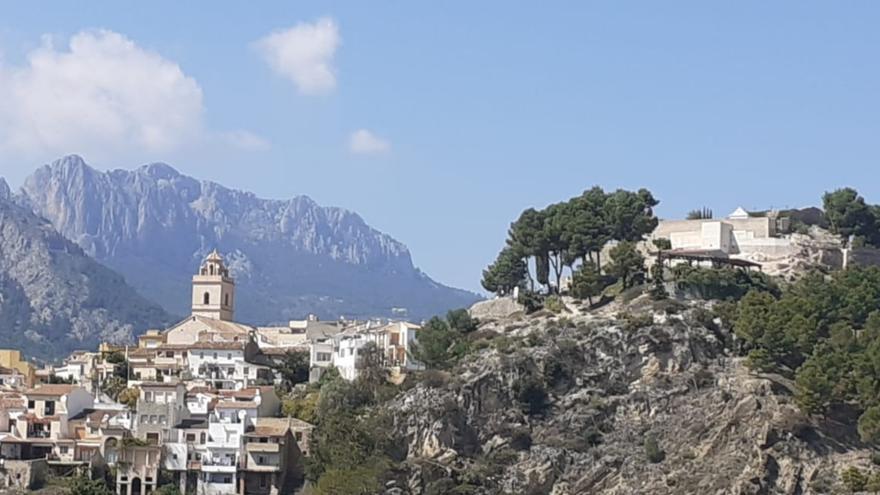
656;249;762;271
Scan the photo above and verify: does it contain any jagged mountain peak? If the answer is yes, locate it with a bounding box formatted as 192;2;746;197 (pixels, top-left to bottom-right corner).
135;161;182;180
20;156;479;323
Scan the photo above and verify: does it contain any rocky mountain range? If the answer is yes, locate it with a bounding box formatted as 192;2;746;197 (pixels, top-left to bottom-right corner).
17;155;479;325
0;177;174;359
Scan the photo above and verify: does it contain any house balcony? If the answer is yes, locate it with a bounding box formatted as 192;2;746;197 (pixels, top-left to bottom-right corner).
243;462;280;473
245;443;279;453
200;457;239;473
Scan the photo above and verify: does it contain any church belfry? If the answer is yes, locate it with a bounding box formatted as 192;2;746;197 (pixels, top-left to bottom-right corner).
191;249;235;321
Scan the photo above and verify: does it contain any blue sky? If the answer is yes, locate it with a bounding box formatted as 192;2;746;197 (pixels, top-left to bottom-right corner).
1;2;879;292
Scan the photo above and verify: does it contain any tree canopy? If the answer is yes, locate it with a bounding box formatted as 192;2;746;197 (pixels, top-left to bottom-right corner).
485;186;659;295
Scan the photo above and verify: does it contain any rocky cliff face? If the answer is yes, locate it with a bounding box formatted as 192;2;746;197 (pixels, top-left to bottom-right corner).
0;186;174;360
19;155;479;323
386;297;870;494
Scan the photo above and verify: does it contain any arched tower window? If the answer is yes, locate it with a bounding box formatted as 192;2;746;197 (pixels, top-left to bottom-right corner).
209;264;215;275
203;292;210;305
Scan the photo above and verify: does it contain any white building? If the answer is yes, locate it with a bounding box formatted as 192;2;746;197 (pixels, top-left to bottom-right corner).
651;207;793;257
200;388;279;495
308;321;422;382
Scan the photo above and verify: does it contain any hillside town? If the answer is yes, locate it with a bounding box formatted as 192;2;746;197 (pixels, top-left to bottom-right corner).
0;250;423;495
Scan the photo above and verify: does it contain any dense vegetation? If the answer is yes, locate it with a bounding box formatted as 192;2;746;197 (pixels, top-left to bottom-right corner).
482;186;658;296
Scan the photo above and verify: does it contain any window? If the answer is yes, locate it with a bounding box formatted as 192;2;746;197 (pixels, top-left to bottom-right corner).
295;432;303;441
159;415;166;424
44;400;55;415
224;294;229;306
200;352;205;359
260;475;267;488
149;415;157;424
172;453;178;460
200;433;206;444
140;415;148;424
227;353;232;360
59;446;69;454
27;400;34;409
243;367;249;376
213;353;218;360
203;292;210;305
145;391;153;401
186;434;196;442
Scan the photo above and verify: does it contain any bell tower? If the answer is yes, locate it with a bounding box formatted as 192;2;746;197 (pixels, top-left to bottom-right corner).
191;249;235;321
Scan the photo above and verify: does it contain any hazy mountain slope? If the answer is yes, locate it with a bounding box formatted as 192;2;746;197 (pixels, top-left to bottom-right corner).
20;155;479;323
0;177;174;359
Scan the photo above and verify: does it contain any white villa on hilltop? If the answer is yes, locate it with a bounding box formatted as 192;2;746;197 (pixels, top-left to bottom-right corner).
651;207;794;258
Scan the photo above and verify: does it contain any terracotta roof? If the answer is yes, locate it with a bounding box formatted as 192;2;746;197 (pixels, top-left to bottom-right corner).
164;315;255;337
187;341;247;351
246;417;314;437
25;384;80;396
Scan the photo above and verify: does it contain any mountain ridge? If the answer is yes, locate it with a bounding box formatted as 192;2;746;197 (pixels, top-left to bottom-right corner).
19;155;479;324
0;183;175;359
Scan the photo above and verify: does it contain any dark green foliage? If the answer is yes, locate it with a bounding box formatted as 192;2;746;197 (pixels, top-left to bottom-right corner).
618;312;654;332
570;261;604;304
270;350;310;391
154;485;182;495
481;246;527;296
408;309;478;369
727;266;880;438
644;435;665;463
860;406;880;444
745;348;776;373
544;295;565;314
518;290;544;314
493;186;658;294
686;207;713;220
652;238;672;251
672;265;778;301
447;308;480;334
823;187;880;245
606;241;645;289
841;466;868;493
356;342;393;402
306;370;399;491
69;475;113;495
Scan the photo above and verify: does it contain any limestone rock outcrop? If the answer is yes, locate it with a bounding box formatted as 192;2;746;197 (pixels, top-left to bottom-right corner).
385;298;873;494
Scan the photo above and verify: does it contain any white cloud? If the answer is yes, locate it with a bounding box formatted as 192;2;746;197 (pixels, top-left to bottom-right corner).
349;129;390;155
222;130;271;151
255;18;340;95
0;30;205;158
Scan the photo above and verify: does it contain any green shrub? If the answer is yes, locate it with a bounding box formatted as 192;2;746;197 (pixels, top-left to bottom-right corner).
618;312;653;332
544;295;565;314
745;348;776;373
841;466;867;493
672;265;778;301
644;435;665;463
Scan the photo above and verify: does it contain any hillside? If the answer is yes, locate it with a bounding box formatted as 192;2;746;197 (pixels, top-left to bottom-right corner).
18;155;479;324
0;177;174;360
357;296;873;494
